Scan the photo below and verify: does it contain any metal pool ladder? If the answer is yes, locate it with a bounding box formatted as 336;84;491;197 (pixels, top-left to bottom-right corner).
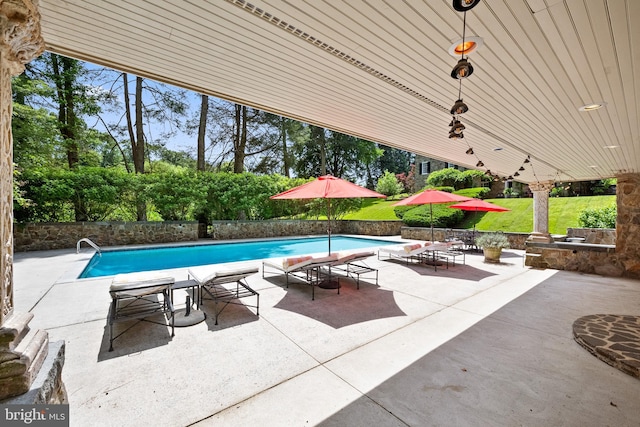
77;238;101;255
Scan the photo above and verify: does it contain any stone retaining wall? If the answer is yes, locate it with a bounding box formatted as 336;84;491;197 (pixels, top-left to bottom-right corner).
210;220;403;240
14;222;200;252
14;220;403;251
401;227;529;249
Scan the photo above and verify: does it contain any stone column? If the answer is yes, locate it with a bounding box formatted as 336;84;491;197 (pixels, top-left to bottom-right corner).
615;173;640;279
527;180;554;243
0;0;54;401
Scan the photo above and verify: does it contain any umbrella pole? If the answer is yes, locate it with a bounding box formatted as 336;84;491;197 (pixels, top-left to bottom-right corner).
320;198;340;289
430;203;434;242
327;198;331;255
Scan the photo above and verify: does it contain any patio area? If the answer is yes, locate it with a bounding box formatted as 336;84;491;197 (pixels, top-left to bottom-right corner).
13;241;640;426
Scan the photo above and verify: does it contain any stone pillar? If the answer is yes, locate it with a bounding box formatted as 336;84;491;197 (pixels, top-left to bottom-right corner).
615;173;640;278
0;0;55;401
527;180;554;243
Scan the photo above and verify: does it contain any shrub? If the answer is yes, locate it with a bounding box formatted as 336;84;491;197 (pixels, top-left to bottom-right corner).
400;204;464;228
475;232;510;249
426;168;464;189
376;170;404;196
578;205;616;228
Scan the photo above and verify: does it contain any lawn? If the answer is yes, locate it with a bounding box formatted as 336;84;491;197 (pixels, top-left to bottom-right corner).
344;195;616;235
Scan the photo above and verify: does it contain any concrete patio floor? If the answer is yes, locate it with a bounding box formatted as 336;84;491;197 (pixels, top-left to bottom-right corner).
12;241;640;426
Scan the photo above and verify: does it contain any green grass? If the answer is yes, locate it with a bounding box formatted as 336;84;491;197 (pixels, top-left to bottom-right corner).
343;195;616;234
342;197;405;220
457;195;615;234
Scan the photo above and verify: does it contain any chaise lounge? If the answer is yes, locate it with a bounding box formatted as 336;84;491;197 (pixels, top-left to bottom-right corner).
108;271;175;351
188;266;260;325
262;253;339;300
328;251;378;289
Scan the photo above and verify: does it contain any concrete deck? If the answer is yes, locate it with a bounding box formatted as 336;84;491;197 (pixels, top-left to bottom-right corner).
12;243;640;426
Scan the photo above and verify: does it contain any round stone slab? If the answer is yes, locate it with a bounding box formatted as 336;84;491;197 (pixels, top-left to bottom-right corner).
173;309;206;327
572;314;640;378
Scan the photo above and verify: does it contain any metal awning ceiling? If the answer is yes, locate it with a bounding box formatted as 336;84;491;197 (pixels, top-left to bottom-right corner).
38;0;640;184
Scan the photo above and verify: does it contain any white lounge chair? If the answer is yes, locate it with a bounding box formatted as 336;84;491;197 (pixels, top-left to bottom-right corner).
108;271;175;351
262;253;339;300
328;251;378;289
377;243;430;264
188;266;259;325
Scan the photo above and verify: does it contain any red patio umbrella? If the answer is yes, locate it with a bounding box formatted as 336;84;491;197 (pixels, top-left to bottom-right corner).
394;190;472;242
270;175;386;254
449;198;510;241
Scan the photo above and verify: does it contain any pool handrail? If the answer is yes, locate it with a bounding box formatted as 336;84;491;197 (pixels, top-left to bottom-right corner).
77;238;101;255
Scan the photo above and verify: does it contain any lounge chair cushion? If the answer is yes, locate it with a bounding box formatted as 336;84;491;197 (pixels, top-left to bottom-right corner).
404;243;422;252
190;266;259;285
110;272;175;297
283;255;313;269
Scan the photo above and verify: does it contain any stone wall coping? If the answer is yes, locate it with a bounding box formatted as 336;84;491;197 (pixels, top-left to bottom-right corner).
16;221;198;226
526;241;616;253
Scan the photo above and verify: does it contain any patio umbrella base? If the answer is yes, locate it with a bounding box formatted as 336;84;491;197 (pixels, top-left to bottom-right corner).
173;308;206;327
318;278;341;289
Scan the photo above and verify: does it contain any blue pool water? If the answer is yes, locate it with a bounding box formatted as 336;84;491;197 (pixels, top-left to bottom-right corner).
79;236;396;278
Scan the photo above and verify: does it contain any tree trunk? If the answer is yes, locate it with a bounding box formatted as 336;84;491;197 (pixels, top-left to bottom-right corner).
51;55;85;220
281;117;290;177
123;73;147;221
233;104;247;173
50;55;79;169
197;94;208;171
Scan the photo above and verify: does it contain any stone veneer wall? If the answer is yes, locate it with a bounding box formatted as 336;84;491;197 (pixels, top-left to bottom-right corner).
401;227;529;250
525;244;619;276
211;220;403;240
566;228;616;244
14;222;199;252
615;173;640;278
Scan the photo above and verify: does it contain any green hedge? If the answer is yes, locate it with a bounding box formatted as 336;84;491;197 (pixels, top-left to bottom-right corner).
15;168;310;223
400;203;464;228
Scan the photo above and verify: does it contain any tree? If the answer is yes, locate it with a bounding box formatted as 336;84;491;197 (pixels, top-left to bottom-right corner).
292;127;382;181
11;73;62;169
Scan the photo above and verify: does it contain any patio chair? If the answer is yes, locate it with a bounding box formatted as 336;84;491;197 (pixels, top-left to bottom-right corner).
377;243;429;265
328;251;378;289
262;253;339;300
188;266;260;325
108;272;175;351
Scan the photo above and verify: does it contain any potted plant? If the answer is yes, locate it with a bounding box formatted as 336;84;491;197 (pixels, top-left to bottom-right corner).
475;232;510;263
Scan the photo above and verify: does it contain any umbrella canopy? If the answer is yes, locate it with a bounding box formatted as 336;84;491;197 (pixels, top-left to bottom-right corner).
271;175;386;200
393;189;472;206
271;175;386;253
393;190;472;242
449;199;510;243
448;199;511;212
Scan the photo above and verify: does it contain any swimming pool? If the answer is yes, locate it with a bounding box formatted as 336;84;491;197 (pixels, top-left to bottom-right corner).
79;236;397;278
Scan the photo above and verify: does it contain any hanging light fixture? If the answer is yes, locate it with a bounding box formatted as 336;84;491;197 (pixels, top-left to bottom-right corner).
450;119;465;134
519;166;525;171
524;156;531;164
514;171;520;177
451;58;474;79
450;99;469;115
449;130;464;139
465;147;474;155
453;0;481;12
476;160;484;167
